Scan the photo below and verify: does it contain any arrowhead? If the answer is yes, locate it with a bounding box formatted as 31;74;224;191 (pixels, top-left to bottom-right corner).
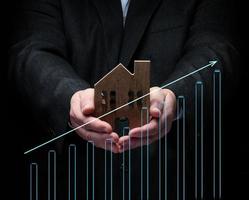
209;60;218;67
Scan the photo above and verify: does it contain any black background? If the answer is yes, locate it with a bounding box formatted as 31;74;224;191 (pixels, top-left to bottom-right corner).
2;0;249;199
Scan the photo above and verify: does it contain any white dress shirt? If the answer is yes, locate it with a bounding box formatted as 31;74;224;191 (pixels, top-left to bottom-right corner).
120;0;130;25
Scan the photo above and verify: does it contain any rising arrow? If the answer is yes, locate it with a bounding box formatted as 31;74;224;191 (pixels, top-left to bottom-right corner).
24;60;218;154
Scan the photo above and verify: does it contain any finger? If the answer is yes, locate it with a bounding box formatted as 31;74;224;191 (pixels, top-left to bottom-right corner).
77;129;119;144
150;87;165;118
119;134;160;152
119;133;158;148
93;140;120;153
71;121;118;142
128;118;159;138
104;140;120;154
118;135;130;145
83;116;112;133
75;126;119;151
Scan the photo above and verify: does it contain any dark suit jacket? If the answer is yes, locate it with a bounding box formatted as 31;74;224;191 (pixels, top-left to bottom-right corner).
9;0;239;199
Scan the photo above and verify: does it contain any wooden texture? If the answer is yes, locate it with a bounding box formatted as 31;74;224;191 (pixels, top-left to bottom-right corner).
94;60;150;133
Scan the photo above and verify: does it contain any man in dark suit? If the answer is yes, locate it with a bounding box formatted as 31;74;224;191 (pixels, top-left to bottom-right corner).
9;0;239;199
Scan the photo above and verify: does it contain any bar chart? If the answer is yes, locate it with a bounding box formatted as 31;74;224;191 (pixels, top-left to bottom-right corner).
26;63;222;200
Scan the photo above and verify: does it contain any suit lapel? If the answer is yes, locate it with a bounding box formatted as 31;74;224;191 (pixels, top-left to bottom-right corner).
119;0;162;68
92;0;124;70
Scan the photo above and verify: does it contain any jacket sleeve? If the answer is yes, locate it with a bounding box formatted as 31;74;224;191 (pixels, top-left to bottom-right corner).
163;0;240;121
8;0;90;135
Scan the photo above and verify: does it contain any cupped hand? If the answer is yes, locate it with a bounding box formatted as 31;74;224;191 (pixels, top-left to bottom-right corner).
69;88;120;153
118;87;176;152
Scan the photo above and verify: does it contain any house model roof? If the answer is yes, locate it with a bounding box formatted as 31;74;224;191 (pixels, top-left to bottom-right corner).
94;63;133;87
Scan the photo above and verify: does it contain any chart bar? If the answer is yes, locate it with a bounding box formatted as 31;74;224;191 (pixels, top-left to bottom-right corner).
195;81;204;199
30;163;38;200
158;113;162;200
86;141;95;200
164;102;168;200
68;144;76;200
177;96;186;200
105;139;113;200
48;150;56;200
213;69;222;199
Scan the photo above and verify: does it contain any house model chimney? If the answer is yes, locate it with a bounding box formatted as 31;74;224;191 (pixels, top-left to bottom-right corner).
134;60;150;82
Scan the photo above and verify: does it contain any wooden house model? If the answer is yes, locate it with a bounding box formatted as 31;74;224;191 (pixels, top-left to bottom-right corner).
94;60;150;133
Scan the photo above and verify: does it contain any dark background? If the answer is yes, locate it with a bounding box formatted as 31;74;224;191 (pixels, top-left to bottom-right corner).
2;0;249;199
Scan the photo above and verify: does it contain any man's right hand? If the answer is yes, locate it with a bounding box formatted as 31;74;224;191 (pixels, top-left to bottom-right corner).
69;88;120;153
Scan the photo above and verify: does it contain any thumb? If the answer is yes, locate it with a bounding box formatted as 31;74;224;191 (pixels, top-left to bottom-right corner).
81;89;95;115
150;87;165;118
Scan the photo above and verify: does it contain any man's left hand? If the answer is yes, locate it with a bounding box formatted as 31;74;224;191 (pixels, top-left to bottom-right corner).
118;87;176;152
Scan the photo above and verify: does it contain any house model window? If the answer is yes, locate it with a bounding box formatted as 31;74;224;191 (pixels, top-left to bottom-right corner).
94;60;150;133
